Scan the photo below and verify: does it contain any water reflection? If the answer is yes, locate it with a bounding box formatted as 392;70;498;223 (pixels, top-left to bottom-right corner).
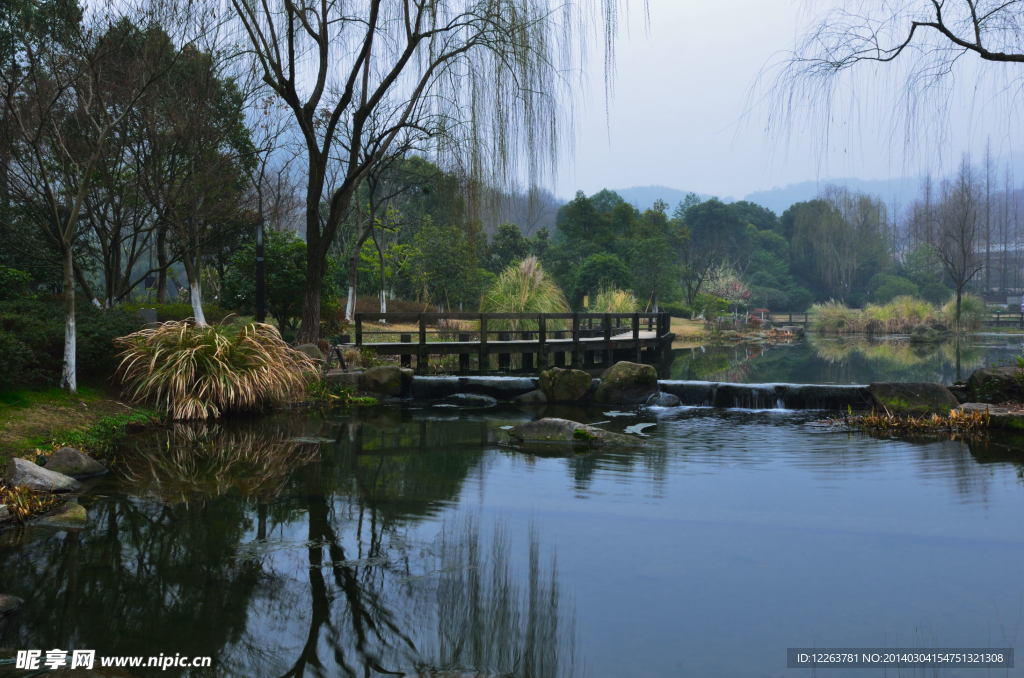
667;333;1019;384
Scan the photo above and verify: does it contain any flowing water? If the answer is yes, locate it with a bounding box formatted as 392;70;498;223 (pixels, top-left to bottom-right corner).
1;402;1022;678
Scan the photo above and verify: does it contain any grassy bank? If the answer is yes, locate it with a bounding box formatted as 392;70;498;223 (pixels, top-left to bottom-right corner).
810;295;985;335
0;386;161;465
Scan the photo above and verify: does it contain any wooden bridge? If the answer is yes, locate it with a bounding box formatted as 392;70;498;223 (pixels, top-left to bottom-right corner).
348;312;674;374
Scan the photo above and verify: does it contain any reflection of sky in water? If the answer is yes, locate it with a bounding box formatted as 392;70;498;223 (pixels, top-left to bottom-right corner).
668;333;1024;384
0;408;1022;678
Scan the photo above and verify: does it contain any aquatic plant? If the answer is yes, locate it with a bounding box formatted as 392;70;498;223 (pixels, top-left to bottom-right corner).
809;300;864;333
0;484;61;522
811;296;972;335
116;321;318;420
589;288;638;313
480;256;569;331
838;408;990;434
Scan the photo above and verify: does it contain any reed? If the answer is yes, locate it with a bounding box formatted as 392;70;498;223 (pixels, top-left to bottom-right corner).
480;256;569;331
590;288;638;313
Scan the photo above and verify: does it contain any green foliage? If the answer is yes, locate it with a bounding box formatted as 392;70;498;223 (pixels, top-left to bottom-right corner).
306;380;379;408
0;267;31;301
0;298;139;388
868;274;920;303
486;223;530;273
116;321;319;420
573;253;631;306
221;229;338;331
410;217;488;309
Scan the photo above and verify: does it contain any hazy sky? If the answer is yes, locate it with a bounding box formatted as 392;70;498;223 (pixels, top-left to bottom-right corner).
554;0;1024;201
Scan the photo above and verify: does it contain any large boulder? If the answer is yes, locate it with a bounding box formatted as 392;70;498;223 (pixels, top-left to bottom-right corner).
514;389;548;405
5;458;81;493
360;366;413;397
441;393;498;408
868;382;960;416
538;367;593;402
959;402;1024;430
966;366;1024;404
593;361;659;405
41;447;107;479
504;418;642;451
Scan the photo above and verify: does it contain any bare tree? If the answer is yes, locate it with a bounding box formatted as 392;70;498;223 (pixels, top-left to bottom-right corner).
220;0;627;342
936;156;984;328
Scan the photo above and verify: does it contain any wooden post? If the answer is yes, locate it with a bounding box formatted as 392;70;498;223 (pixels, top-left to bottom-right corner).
521;331;533;371
571;313;580;367
498;331;510;371
417;315;428;374
602;313;612;366
458;333;470;372
478;315;489;373
354;313;363;345
632;312;641;361
400;334;412;368
538;315;548;368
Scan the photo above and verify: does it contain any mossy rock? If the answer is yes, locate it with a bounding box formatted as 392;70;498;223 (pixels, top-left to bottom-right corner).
593;361;659;405
295;343;325;362
966;366;1024;404
504;417;642;453
360;366;413;397
868;382;960;416
538;367;592;402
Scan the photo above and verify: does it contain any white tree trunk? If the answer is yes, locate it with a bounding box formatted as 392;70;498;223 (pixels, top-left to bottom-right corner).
345;285;356;323
190;279;208;326
61;247;77;393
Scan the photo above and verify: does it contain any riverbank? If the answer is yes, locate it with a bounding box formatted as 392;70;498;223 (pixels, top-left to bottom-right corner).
0;386;160;466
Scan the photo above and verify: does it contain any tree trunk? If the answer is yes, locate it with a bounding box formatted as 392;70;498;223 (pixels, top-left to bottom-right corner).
297;251;323;344
183;256;207;326
156;226;168;303
955;287;963;332
61;244;77;393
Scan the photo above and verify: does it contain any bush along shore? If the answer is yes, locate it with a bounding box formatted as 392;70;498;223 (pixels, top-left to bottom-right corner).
809;294;986;339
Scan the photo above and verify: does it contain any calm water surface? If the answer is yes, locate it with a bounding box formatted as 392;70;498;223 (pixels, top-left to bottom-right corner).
668;333;1024;384
1;405;1022;678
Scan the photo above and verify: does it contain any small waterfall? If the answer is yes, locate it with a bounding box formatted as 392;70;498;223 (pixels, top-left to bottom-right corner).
659;381;872;411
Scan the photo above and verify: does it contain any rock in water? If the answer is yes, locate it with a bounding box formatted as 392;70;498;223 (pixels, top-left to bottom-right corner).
646;392;681;407
41;447;107;479
505;417;642;451
38;502;88;529
593;361;659;405
514;389;548;405
360;366;413;397
539;367;593;402
868;382;960;416
0;594;23;615
966;366;1024;404
442;393;498;408
5;458;81;493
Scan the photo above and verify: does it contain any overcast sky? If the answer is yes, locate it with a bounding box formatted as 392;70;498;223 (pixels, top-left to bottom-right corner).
554;0;1024;201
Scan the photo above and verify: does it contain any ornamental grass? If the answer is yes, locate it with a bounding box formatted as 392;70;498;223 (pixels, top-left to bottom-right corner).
116;320;318;420
480;256;569;332
590;288;639;313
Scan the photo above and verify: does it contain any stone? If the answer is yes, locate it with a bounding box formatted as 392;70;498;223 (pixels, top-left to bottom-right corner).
645;391;681;407
0;594;23;615
504;417;642;451
361;366;413;397
514;389;548;405
442;393;498;408
948;383;969;403
868;382;960;416
37;502;88;529
41;447;107;479
295;343;325;362
538;367;593;402
966;366;1024;404
959;402;1024;430
324;370;362;390
593;361;659;405
5;458;81;493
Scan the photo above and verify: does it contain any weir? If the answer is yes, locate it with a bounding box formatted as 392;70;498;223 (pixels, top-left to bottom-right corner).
410;376;873;411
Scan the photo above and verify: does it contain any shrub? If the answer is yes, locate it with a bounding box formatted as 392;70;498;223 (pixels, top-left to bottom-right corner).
692;293;729;319
659;301;691;318
810;300;865;333
942;293;986;330
589;288;638;313
116;320;319;420
868;274;919;304
0;267;31;301
480;256;569;331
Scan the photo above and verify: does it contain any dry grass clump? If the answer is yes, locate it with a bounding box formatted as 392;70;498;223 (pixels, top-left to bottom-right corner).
0;484;61;522
480;256;569;331
116;320;318;420
838;408;989;434
811;296;949;335
590;288;638;313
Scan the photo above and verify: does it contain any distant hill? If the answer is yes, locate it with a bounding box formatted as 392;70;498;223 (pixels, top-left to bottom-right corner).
612;185;716;212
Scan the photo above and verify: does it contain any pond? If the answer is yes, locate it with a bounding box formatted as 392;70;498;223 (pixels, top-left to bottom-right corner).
667;333;1024;384
1;405;1022;677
